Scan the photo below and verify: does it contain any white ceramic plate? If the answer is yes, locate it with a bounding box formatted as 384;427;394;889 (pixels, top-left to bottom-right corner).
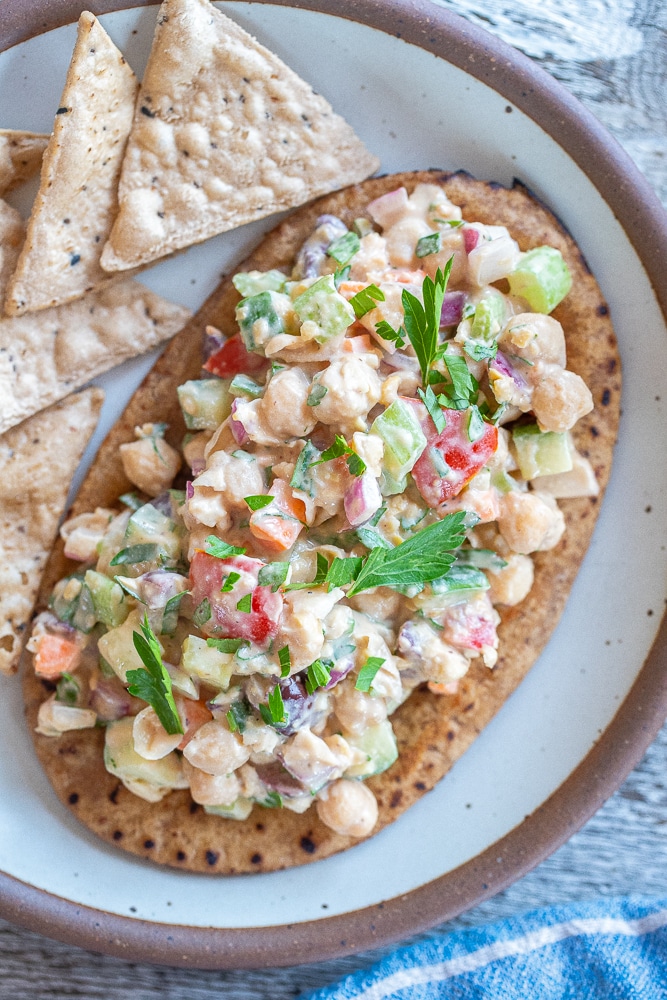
0;0;666;968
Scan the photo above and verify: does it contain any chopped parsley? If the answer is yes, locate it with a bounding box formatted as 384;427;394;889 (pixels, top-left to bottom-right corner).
193;598;212;627
203;536;246;558
259;685;286;726
305;658;332;694
278;645;291;678
307;383;328;407
207;637;248;653
418;385;446;433
415;232;442;258
258;561;290;591
355;657;386;692
126;614;183;735
349;283;385;319
244;495;273;511
326;231;360;265
311;434;366;477
220;571;241;593
236;593;252;613
109;543;160;566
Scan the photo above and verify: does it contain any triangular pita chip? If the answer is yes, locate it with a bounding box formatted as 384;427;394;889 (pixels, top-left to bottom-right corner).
0;387;104;675
101;0;379;271
0;279;190;435
4;13;139;316
0;200;25;293
0;129;49;196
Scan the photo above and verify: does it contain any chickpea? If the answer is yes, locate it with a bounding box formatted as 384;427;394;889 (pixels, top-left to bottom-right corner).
60;507;115;562
133;706;182;760
383;216;432;268
257;368;317;441
314;357;382;434
316;779;378;837
183;759;240;806
497;491;565;554
35;695;97;737
333;681;387;736
532;369;594;433
486;553;534;606
119;428;181;496
499;313;566;368
182;720;250;776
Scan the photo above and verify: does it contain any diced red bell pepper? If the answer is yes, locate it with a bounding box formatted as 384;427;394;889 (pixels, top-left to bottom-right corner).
204;334;268;379
189;552;282;647
411;408;498;507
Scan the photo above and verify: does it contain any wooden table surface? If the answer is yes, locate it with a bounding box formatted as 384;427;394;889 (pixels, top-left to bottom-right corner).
1;1;665;996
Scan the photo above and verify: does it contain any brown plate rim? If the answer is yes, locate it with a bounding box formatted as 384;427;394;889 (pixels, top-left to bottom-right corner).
1;0;666;971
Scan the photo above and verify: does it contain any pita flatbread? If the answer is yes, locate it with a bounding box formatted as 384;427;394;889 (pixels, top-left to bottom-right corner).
0;279;190;436
26;172;620;872
4;13;138;316
0;129;49;196
100;0;379;272
0;388;104;675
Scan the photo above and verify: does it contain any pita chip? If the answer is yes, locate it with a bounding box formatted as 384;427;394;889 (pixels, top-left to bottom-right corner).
0;279;190;436
4;13;139;316
101;0;379;271
0;200;25;294
0;387;104;675
0;129;49;196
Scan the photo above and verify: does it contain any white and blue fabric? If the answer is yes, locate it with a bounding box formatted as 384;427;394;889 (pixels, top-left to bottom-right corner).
302;896;667;999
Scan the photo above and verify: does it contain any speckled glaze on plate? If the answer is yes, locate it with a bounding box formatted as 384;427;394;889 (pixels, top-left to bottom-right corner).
0;0;666;969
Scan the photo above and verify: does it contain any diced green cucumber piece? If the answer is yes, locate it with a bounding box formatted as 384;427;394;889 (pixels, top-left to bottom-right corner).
371;398;427;480
232;269;287;297
104;717;184;788
85;569;129;628
345;720;398;778
236;290;286;351
290;439;321;497
98;610;158;682
293;275;355;343
181;635;235;690
177;378;232;431
49;574;96;633
507;247;572;313
471;292;506;340
512;423;573;479
204;798;254;820
430;564;489;597
229;374;264;399
126;504;181;554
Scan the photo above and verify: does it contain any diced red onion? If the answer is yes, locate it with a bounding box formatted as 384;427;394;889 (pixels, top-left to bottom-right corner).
344;473;382;527
229;398;250;445
190;459;205;477
186;480;195;500
203;328;227;361
463;227;480;254
367;187;409;229
440;291;466;327
468;235;520;285
150;491;173;516
324;656;355;691
89;679;134;721
490;350;529;390
254;762;306;798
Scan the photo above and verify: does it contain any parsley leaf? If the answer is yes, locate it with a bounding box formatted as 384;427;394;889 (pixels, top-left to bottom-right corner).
355;657;385;692
375;319;406;349
347;512;470;596
236;593;252;613
207;637;248;653
284;552;329;592
418;385;446;433
126;614;183;735
258;561;290;591
227;700;250;733
259;685;286;726
401;260;453;385
204;536;246;558
415;232;442;258
436;350;479;409
349;283;385;319
278;645;291;677
220;571;241;593
334;265;351;289
307;383;328;407
305;658;332;694
311;434;367;477
262;791;284;808
109;543;160;566
327;231;360;265
464;339;498;362
193;598;211;627
325;556;363;589
244;495;273;511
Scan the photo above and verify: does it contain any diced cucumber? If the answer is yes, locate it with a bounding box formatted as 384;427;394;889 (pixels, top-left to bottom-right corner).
104;717;184;788
293;275;355;343
290;439;321;497
85;570;129;628
371;398;427;480
512;423;573;479
232;269;287;297
345;720;398;778
49;575;96;633
379;470;407;497
229;374;264;399
236;290;286;351
204;798;254;820
177;379;232;431
507;247;572;313
98;610;158;682
125;504;182;560
471;292;506;340
181;635;235;690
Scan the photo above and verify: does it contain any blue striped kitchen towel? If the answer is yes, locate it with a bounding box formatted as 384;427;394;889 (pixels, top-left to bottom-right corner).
302;896;667;998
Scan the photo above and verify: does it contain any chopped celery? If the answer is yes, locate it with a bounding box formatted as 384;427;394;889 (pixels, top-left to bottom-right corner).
507;247;572;313
204;798;253;820
177;379;232;431
85;570;129;628
232;269;287;297
371;398;427;480
345;720;398;777
229;374;264;399
293;275;355;343
235;290;285;351
125;504;181;561
512;423;574;479
471;293;506;340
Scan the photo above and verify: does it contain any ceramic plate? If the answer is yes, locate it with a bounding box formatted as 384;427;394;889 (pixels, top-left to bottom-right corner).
0;0;666;970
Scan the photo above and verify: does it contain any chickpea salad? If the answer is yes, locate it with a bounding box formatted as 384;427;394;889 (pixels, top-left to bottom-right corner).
29;182;598;841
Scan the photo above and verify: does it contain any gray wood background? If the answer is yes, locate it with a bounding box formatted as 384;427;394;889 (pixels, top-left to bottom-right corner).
0;0;665;995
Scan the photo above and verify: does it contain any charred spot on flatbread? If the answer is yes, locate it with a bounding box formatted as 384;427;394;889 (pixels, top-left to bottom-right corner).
26;170;620;873
4;14;138;316
100;0;379;272
0;388;104;675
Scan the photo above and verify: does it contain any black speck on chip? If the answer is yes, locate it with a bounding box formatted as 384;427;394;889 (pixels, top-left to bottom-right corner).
176;850;186;861
141;105;155;117
601;388;611;406
597;303;609;316
144;839;155;849
63;218;70;224
56;107;69;114
112;830;123;841
68;792;79;805
205;850;219;866
300;836;316;854
70;253;81;266
250;853;262;864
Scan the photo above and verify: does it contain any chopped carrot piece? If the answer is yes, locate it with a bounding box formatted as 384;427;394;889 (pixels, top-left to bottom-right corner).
343;334;374;354
176;696;213;750
336;281;366;297
33;633;81;680
249;478;305;552
427;680;460;696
